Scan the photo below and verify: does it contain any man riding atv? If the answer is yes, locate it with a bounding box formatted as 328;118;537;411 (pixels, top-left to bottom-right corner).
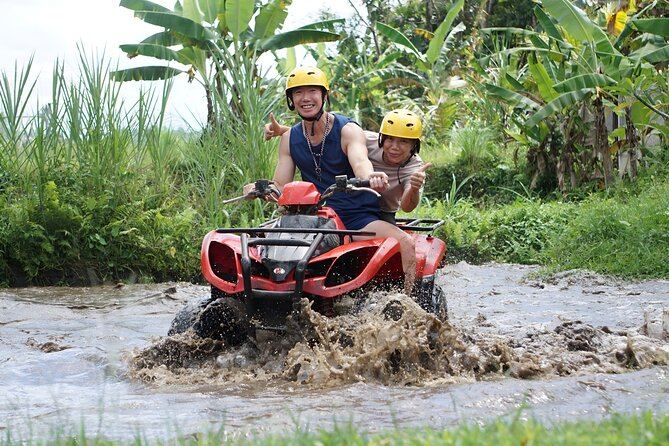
263;102;431;294
250;66;420;294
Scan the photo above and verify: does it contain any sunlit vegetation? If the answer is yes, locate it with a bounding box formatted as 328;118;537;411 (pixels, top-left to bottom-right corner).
0;0;667;286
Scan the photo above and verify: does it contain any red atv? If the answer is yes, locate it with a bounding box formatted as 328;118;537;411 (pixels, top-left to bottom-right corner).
169;176;447;345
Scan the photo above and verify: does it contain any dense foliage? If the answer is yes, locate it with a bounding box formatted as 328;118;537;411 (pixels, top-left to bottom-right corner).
0;0;667;286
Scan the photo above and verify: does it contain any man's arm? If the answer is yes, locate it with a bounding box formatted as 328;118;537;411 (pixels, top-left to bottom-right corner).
340;123;374;178
341;123;388;190
272;131;296;191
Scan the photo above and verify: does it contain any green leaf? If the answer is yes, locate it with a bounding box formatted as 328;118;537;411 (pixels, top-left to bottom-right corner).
553;73;616;93
110;66;184;82
528;57;558;102
198;0;225;24
181;0;203;22
225;0;255;39
140;31;180;46
541;0;617;56
119;44;182;62
134;11;217;41
297;19;345;31
630;18;669;38
425;0;464;65
120;0;171;13
376;22;425;62
483;83;541;110
525;89;591;127
534;5;563;42
257;29;340;52
504;73;525;91
254;0;290;39
479;46;568;67
629;43;669;65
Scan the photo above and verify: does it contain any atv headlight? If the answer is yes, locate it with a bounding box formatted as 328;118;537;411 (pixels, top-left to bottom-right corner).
209;242;238;284
324;246;377;287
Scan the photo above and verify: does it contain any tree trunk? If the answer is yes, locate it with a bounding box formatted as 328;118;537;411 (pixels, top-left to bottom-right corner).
594;95;613;187
625;106;638;179
206;86;215;130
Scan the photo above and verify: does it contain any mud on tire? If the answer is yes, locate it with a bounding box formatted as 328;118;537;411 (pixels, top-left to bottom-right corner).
413;275;448;320
168;287;251;346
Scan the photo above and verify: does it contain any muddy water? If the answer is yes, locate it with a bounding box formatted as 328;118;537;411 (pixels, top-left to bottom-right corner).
1;262;668;441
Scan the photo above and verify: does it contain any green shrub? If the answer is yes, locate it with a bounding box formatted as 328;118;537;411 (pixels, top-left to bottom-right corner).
542;181;669;279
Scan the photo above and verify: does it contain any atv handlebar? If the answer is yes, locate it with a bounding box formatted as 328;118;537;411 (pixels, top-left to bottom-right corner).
223;179;281;204
226;176;378;206
320;175;381;203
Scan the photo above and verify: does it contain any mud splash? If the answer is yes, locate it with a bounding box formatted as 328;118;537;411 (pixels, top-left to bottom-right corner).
127;285;669;388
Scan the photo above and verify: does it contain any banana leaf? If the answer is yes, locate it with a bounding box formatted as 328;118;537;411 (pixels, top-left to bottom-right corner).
630;18;669;38
110;66;184;82
426;0;464;65
553;73;616;93
483;83;541;110
525;88;591;127
119;44;182;63
225;0;255;39
376;22;425;62
134;11;216;41
257;29;341;52
120;0;171;13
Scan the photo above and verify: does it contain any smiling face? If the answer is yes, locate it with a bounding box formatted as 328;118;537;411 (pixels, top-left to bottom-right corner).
290;86;326;120
381;135;416;166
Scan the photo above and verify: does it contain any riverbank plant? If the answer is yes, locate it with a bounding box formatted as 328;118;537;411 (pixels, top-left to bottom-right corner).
1;411;667;445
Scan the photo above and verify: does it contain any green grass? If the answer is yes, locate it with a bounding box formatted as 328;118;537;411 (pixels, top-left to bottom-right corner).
2;412;667;445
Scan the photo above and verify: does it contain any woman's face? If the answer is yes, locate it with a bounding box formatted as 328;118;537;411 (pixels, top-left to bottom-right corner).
382;135;415;166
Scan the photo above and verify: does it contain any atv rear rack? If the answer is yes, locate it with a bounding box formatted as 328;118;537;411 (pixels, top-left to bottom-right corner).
396;218;445;233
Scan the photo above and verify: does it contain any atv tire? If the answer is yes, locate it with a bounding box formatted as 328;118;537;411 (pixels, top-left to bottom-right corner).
168;288;251;346
413;275;448;320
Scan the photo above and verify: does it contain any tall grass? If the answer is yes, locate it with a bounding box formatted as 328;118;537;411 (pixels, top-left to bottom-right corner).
176;43;283;227
0;57;38;177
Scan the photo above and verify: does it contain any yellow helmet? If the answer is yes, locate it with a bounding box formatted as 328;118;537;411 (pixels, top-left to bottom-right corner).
285;66;329;92
380;109;422;139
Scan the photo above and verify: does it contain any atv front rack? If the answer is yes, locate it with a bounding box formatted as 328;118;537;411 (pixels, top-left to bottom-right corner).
215;227;376;302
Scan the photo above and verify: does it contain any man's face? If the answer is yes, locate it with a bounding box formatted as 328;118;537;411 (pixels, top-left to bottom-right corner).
291;86;324;119
382;135;415;165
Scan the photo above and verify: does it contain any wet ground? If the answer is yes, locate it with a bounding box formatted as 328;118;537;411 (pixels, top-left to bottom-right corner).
1;262;668;441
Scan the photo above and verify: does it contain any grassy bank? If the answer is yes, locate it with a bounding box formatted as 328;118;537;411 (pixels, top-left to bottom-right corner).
3;412;667;445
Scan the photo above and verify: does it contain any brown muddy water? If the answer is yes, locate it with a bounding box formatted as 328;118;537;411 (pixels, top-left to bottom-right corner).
1;262;668;441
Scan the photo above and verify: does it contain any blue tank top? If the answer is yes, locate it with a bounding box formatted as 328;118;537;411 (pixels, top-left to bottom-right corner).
289;113;380;230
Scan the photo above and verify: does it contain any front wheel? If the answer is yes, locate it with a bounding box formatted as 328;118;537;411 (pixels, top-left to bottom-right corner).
168;287;251;346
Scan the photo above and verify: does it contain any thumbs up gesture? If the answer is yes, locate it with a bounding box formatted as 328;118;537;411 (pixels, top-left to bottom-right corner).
409;162;432;191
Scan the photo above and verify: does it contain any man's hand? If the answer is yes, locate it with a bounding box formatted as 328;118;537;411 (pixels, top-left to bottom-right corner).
242;182;256;197
369;171;389;191
408;162;432;190
264;112;286;141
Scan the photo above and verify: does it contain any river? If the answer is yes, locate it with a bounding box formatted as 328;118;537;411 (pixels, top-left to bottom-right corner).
1;262;668;441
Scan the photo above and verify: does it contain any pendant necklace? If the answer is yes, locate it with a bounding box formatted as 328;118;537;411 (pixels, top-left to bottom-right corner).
303;112;332;182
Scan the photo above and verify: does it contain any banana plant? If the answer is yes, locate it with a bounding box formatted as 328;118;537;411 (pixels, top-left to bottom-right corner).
477;0;668;190
112;0;343;128
369;0;466;139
